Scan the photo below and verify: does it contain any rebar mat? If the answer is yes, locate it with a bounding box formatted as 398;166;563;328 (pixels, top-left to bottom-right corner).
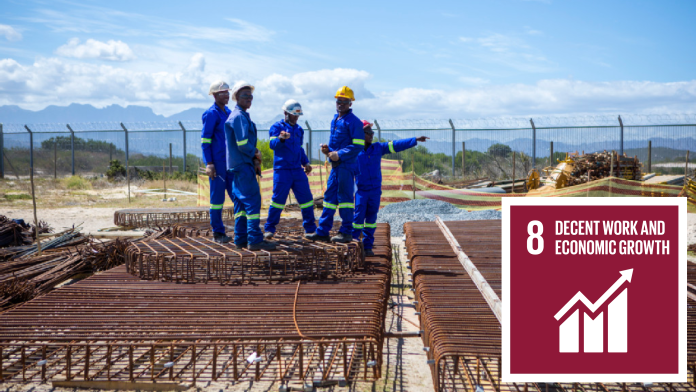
114;207;234;228
405;220;696;392
0;224;392;384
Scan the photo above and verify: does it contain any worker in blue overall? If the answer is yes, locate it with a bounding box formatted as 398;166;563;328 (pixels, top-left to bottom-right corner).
225;81;277;251
201;80;243;244
307;86;364;243
353;120;429;256
263;99;316;239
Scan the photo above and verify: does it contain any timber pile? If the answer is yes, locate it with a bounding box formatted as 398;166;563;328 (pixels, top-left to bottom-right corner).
566;151;642;186
0;215;51;248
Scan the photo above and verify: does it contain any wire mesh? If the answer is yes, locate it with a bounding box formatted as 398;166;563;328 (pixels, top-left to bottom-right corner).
2;115;696;180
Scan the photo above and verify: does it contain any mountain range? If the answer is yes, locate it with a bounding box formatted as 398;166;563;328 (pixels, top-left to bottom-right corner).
0;104;210;124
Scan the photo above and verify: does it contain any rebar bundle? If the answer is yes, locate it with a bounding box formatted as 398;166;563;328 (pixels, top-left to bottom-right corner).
114;207;235;228
0;223;393;384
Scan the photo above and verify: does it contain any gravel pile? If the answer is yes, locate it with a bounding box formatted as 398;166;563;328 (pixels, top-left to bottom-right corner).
377;199;502;237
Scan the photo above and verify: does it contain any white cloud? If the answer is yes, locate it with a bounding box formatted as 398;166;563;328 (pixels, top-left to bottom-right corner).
459;33;553;72
0;24;22;41
56;38;136;61
0;54;695;122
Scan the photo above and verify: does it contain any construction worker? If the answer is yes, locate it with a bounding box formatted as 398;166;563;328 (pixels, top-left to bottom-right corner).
353;121;429;256
201;80;242;244
307;86;364;243
263;99;316;239
225;81;277;251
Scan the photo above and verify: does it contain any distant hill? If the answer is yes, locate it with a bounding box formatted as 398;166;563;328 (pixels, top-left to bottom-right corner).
0;104;211;124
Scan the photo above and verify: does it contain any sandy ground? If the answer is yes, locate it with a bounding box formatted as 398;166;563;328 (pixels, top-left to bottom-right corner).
2;206;123;234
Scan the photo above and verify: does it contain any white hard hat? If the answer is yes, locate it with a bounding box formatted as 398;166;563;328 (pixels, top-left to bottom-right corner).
230;81;255;101
282;99;303;116
208;80;230;95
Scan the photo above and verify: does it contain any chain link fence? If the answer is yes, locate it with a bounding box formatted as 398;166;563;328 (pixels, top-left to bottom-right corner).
1;115;695;181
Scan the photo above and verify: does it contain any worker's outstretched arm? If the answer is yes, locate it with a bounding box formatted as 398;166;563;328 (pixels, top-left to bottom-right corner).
201;111;216;164
381;137;418;156
269;123;284;151
232;115;255;158
336;119;365;161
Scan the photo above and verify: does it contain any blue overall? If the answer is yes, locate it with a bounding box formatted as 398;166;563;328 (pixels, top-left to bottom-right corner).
353;138;418;248
201;103;244;236
264;120;316;234
316;109;364;236
225;105;263;246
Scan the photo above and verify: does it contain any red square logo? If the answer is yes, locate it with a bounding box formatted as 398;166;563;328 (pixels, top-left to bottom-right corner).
502;198;686;383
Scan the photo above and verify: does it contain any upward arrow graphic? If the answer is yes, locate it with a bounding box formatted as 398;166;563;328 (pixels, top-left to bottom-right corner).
554;269;634;321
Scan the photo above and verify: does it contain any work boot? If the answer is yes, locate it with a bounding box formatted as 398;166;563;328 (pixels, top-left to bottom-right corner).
365;249;375;257
248;240;277;251
331;232;353;244
235;242;248;249
263;232;275;240
213;232;232;244
305;232;331;243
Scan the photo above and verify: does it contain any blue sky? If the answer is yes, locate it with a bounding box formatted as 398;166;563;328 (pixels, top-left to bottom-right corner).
1;0;695;122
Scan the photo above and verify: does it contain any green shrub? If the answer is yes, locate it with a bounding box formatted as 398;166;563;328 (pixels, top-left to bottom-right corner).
64;175;92;190
106;160;127;180
4;193;32;200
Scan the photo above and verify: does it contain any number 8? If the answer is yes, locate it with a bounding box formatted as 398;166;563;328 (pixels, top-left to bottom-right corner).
527;220;544;255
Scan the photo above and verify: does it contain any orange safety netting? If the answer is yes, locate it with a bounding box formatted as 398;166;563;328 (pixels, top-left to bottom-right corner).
198;160;695;213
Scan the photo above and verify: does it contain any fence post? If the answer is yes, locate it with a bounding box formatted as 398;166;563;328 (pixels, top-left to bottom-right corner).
530;118;536;169
374;120;382;142
169;143;173;173
66;124;75;175
24;126;33;174
549;141;554;166
120;123;130;203
686;151;691;179
305;121;312;162
618;115;624;156
0;123;4;179
647;140;652;173
449;119;456;177
54;140;57;179
179;121;187;173
462;142;466;177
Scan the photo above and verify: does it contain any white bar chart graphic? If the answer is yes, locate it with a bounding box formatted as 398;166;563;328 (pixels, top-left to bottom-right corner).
556;269;632;353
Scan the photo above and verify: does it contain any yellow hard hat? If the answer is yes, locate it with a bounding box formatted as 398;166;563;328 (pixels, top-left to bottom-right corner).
334;86;355;101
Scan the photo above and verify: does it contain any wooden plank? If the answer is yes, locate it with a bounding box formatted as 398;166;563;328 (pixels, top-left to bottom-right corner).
435;217;503;324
